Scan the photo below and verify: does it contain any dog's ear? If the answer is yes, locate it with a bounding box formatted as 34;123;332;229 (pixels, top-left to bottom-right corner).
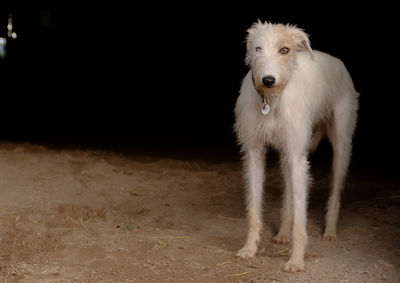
285;24;313;57
246;19;263;36
245;20;263;66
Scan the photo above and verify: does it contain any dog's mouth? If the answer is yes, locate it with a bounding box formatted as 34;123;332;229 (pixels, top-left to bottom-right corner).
252;75;264;98
252;75;272;98
252;75;282;97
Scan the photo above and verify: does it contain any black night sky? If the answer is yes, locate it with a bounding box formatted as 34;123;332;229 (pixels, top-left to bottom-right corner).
1;3;399;177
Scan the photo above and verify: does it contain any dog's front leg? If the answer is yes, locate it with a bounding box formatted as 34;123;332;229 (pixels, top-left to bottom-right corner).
273;157;293;244
236;146;266;258
284;152;310;272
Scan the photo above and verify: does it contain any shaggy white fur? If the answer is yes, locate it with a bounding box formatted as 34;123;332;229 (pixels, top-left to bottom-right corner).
234;21;359;272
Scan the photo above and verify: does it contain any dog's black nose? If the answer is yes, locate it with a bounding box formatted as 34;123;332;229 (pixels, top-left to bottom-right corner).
262;76;276;87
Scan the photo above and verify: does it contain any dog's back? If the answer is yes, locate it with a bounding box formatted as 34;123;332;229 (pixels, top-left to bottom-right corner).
283;50;359;128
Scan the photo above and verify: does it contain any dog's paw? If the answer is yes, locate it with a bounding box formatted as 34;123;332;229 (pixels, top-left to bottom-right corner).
236;245;257;259
273;234;290;245
322;231;337;241
284;259;304;272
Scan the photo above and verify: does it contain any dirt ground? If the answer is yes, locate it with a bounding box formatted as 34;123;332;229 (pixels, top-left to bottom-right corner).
0;141;398;282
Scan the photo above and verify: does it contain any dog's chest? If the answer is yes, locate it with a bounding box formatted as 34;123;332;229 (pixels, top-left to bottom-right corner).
260;112;287;148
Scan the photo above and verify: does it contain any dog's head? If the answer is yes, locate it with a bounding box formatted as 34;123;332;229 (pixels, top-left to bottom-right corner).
245;21;313;100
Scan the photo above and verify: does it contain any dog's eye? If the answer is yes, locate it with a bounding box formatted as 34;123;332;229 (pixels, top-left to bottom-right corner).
279;47;290;55
255;46;262;52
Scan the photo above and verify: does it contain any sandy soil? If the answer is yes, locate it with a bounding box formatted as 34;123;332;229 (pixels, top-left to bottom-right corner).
0;141;398;282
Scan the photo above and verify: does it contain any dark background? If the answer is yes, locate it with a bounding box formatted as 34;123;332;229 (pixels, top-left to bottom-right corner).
1;4;398;177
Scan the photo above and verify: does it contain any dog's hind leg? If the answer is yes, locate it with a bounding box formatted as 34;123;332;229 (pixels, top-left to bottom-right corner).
237;145;266;258
323;93;358;241
310;124;325;154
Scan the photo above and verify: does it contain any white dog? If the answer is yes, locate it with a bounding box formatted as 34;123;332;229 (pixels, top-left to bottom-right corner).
234;21;359;272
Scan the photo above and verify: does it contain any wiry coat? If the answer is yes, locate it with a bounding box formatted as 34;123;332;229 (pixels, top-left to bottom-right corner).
234;21;359;272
